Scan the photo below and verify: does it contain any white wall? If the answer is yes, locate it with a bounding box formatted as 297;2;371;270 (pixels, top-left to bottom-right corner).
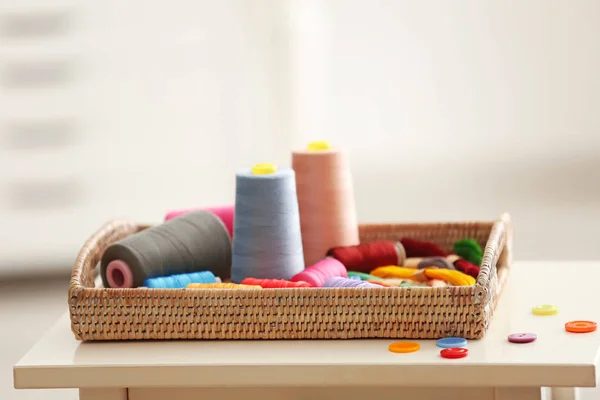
290;0;600;260
0;0;599;276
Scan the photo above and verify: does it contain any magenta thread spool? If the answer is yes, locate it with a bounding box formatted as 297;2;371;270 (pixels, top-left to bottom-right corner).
290;257;348;287
101;210;232;288
164;205;234;238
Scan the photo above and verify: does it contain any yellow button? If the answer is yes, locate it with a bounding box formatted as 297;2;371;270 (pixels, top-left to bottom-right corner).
532;304;558;316
388;342;420;353
251;163;277;175
307;141;331;151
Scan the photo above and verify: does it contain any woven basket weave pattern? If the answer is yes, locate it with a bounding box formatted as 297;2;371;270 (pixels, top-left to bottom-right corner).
68;214;512;341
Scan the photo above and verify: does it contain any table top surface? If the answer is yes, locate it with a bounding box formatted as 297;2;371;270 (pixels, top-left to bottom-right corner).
14;261;600;389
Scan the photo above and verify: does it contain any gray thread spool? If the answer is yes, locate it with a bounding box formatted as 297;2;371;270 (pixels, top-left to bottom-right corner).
100;210;232;288
231;164;305;283
417;257;456;270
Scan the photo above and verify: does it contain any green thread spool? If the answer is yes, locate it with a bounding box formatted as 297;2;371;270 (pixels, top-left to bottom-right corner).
347;271;383;281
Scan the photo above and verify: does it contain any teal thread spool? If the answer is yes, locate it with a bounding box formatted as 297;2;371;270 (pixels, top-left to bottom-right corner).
144;271;217;289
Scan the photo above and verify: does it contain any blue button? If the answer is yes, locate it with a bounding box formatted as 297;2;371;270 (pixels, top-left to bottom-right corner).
436;337;467;348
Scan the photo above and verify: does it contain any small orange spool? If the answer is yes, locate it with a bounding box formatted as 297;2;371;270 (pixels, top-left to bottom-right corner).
565;320;597;333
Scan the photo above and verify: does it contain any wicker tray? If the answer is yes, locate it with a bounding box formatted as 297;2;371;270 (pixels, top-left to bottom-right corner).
68;213;512;341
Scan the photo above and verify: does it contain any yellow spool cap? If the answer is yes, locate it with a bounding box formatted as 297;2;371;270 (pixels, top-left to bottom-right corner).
251;163;277;175
307;141;331;151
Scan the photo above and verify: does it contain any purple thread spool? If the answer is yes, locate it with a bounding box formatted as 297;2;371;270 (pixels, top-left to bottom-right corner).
323;277;381;288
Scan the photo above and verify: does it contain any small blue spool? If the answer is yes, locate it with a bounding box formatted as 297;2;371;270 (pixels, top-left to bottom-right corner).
436;337;467;348
144;271;217;289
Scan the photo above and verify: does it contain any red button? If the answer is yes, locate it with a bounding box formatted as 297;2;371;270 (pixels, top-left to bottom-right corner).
440;347;468;359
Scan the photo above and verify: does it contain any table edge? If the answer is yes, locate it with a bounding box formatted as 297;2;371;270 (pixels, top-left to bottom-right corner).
13;363;597;390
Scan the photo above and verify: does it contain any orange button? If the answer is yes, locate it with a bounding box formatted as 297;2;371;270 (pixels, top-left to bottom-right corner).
388;342;420;353
565;320;597;333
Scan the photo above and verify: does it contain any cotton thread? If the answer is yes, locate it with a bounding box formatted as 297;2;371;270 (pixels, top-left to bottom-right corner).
401;238;480;278
328;241;405;273
187;282;262;289
323;276;381;288
347;271;384;281
241;278;311;288
292;142;360;266
403;257;456;270
164;205;235;238
101;210;232;288
290;257;348;287
231;164;305;283
453;239;483;266
144;271;216;289
370;265;475;286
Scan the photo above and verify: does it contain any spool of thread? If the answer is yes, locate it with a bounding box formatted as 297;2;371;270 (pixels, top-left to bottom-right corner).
423;269;475;286
144;271;216;289
187;282;261;289
292;141;360;266
231;163;305;283
101;210;232;288
428;279;448;288
400;238;447;257
370;265;421;280
453;238;483;266
241;278;311;288
290;257;348;287
347;271;384;281
400;238;480;278
403;257;456;270
446;255;480;278
380;278;412;286
328;241;406;273
370;265;475;286
400;281;429;288
323;276;381;289
164;205;235;238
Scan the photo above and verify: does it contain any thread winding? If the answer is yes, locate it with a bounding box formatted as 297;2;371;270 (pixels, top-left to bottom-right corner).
144;271;216;289
231;165;305;283
401;238;480;278
187;283;261;289
290;257;348;287
241;278;311;288
101;210;232;288
292;143;360;266
164;205;235;238
323;276;381;288
328;241;405;272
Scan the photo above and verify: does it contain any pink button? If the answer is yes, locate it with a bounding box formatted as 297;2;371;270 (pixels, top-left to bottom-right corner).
508;333;537;343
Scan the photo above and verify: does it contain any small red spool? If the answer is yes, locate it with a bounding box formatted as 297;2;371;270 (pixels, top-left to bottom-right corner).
328;241;400;273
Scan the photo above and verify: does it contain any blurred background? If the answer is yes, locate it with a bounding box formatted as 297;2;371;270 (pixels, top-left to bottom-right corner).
1;0;599;398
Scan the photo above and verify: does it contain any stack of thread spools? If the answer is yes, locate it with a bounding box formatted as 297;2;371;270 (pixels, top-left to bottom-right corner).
100;141;483;290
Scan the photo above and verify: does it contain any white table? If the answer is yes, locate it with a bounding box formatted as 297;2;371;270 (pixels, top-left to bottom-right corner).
14;261;600;400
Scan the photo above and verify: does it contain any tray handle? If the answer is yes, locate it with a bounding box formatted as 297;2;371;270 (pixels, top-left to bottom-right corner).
477;212;513;290
69;220;147;290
